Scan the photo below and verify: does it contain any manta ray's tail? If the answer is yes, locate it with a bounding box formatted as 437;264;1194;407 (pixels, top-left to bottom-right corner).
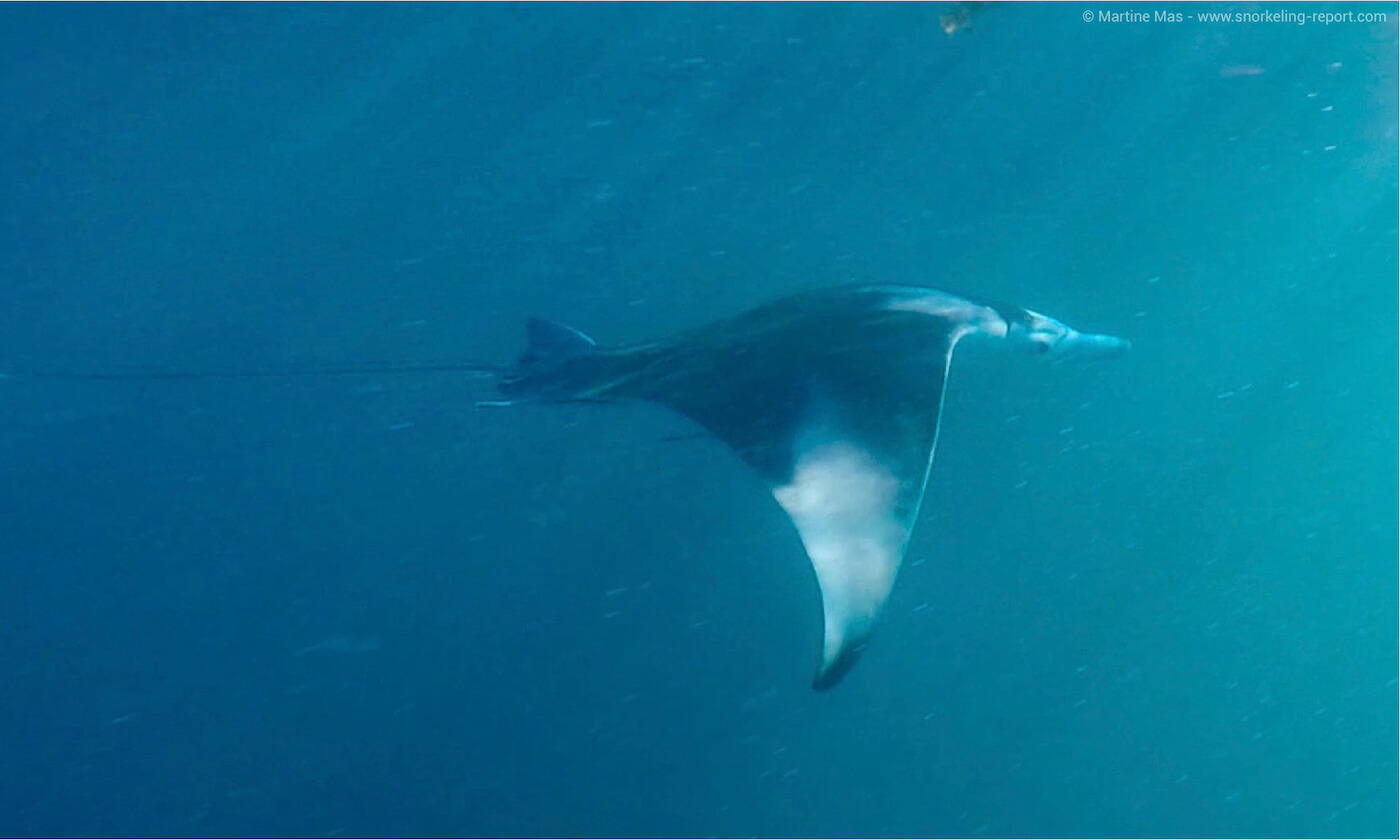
1;360;503;383
495;317;608;403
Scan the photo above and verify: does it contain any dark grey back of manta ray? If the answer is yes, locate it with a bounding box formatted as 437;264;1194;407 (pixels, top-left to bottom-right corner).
496;284;1130;690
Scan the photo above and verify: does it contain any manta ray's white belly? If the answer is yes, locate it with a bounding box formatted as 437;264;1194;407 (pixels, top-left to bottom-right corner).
772;440;905;669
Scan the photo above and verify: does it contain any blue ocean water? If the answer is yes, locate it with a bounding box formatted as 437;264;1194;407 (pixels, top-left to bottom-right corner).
1;3;1396;837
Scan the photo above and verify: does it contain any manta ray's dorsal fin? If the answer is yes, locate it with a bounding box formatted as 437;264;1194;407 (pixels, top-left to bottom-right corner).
521;317;596;365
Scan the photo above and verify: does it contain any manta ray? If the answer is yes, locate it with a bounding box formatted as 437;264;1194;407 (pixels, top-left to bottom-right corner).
6;283;1127;689
489;285;1130;689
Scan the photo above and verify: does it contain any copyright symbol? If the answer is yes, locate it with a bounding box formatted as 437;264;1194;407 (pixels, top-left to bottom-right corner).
1082;9;1094;21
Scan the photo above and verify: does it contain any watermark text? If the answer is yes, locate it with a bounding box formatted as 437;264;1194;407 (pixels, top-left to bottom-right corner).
1083;8;1387;25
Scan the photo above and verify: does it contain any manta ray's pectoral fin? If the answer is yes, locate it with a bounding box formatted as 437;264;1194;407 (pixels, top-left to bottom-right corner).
634;295;974;688
773;435;917;689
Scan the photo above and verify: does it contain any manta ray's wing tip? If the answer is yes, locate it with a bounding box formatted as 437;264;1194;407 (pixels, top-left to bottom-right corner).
811;639;870;691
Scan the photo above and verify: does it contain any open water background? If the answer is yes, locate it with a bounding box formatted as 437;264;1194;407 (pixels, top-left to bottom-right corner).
0;3;1395;836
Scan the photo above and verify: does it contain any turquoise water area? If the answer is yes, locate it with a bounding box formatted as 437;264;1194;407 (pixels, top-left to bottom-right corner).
0;4;1395;837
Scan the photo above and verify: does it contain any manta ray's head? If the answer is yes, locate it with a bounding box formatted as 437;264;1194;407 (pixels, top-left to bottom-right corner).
1006;308;1131;361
